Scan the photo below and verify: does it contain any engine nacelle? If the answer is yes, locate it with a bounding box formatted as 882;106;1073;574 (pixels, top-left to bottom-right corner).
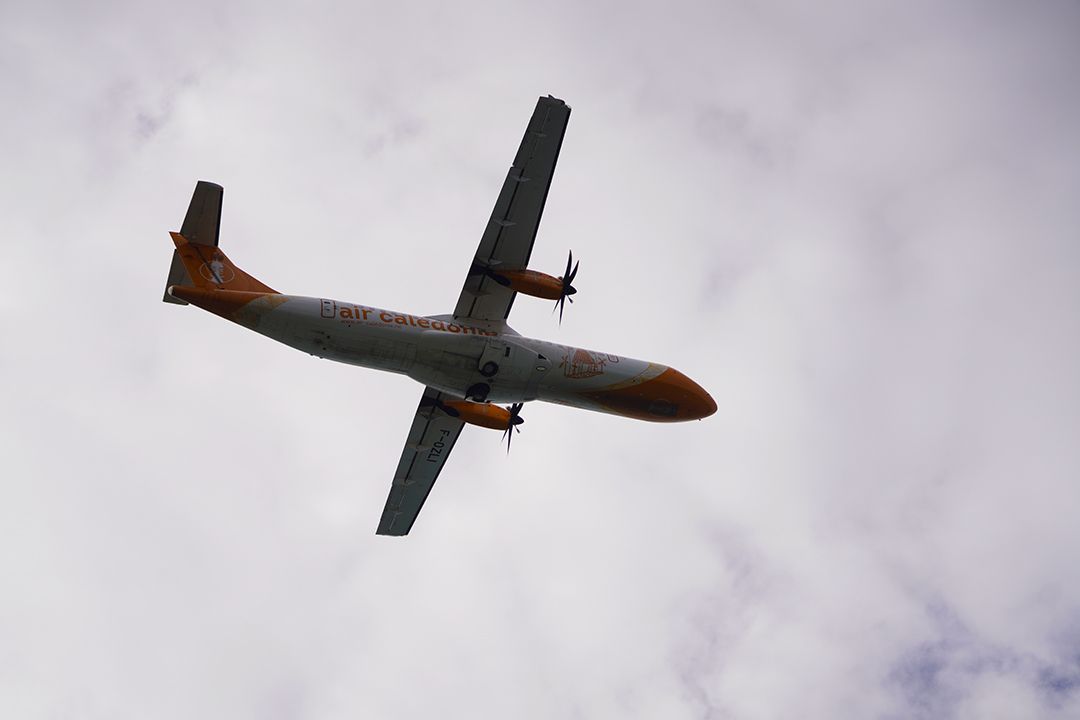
473;251;577;322
442;400;515;430
495;269;563;300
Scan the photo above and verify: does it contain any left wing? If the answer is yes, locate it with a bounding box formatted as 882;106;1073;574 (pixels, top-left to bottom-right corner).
453;95;571;322
376;387;467;536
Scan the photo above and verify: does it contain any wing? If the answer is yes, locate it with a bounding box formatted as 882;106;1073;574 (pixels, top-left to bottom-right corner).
453;95;571;322
376;387;467;536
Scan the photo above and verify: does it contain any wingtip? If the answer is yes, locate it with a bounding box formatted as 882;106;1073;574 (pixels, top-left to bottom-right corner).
543;94;570;109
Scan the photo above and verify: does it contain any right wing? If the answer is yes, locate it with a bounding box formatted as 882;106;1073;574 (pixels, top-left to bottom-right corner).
452;95;571;322
376;387;467;536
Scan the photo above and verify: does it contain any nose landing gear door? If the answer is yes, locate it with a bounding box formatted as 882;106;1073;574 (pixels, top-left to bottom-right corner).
478;338;509;378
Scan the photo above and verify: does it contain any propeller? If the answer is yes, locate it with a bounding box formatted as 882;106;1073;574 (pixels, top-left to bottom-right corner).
554;250;579;324
501;402;525;453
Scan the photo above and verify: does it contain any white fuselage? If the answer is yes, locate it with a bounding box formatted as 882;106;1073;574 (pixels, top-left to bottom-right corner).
231;293;663;416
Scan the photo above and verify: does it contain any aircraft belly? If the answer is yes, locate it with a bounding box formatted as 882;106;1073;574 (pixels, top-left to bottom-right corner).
241;297;409;374
312;320;417;374
530;342;668;414
225;295;694;416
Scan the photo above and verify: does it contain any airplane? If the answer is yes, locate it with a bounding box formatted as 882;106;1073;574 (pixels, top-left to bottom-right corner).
162;95;716;536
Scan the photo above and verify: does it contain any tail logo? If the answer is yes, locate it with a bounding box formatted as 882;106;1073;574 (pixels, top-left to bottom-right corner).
199;254;235;284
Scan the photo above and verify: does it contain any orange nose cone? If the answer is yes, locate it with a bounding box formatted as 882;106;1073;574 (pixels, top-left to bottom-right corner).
663;368;717;421
582;366;716;422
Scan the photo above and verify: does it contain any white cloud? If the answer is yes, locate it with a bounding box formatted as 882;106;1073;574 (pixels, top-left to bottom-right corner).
2;1;1079;718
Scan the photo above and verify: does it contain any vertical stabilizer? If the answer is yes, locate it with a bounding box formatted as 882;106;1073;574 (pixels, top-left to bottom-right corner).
163;181;224;304
168;232;276;295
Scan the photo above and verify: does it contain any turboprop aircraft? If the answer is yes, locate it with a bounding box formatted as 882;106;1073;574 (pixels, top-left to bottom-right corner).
163;95;715;536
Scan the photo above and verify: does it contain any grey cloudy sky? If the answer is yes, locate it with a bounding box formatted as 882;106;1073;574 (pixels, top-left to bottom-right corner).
2;0;1079;717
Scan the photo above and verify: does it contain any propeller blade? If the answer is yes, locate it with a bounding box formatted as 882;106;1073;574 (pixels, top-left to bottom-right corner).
502;423;522;453
556;251;579;325
503;403;524;453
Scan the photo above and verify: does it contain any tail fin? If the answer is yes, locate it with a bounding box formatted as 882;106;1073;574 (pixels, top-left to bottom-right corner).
163;181;276;302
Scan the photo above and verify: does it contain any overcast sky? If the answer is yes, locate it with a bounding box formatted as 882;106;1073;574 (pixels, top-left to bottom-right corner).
2;1;1079;718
